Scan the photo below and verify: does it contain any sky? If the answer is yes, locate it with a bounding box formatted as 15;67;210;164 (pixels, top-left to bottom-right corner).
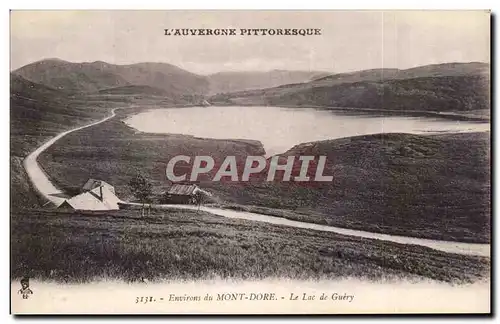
10;10;490;75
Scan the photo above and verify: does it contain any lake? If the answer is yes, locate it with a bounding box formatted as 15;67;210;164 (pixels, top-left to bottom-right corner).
124;106;490;156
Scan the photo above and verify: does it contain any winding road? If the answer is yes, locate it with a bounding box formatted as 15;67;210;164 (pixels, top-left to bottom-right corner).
23;108;118;206
22;107;490;258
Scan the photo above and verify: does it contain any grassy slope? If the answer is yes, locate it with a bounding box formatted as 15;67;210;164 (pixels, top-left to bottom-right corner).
210;74;490;114
218;132;491;243
10;74;188;208
14;59;333;97
207;70;330;95
310;62;489;86
280;75;489;112
38;109;265;198
38;106;490;243
13;59;209;95
98;85;173;96
11;208;490;283
210;62;490;115
10;75;115;208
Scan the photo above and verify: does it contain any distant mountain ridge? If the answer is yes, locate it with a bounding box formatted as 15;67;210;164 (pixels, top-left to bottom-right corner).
12;59;333;97
310;62;489;86
209;62;490;113
12;59;210;96
12;59;490;113
207;70;330;95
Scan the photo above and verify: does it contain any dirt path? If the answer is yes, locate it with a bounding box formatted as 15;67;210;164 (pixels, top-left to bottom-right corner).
23;108;119;206
131;203;491;258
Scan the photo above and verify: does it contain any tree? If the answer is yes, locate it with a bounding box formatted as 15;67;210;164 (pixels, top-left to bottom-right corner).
129;174;153;216
193;190;207;212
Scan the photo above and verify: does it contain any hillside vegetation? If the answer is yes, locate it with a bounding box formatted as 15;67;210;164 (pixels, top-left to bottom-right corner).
98;85;172;97
38;106;491;243
13;60;490;116
10;74;183;208
10;74;113;208
37;109;265;199
210;62;490;114
207;70;329;94
13;59;209;96
11;208;489;283
215;132;491;243
266;75;489;112
11;60;491;242
13;59;330;97
310;62;488;86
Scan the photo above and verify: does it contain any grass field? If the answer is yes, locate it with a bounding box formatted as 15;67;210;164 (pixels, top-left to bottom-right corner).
37;108;490;243
10;74;138;208
210;72;490;115
37;108;265;198
11;208;490;284
10;72;194;209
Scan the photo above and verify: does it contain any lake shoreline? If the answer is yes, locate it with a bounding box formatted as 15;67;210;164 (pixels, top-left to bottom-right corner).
123;105;490;157
206;103;490;122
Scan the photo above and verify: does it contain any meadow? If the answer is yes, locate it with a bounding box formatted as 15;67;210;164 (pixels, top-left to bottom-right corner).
11;208;490;283
38;111;491;243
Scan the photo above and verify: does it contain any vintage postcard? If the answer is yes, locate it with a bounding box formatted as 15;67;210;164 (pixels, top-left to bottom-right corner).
10;10;491;315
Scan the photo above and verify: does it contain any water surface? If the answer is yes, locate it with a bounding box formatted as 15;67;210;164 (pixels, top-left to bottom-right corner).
124;106;490;156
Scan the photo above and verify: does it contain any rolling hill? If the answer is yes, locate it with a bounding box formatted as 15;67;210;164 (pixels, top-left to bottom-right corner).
309;62;489;87
13;59;333;97
12;59;210;96
98;85;173;97
268;74;489;112
10;74;112;208
15;59;488;110
209;62;490;114
207;70;329;94
212;132;491;243
10;74;107;156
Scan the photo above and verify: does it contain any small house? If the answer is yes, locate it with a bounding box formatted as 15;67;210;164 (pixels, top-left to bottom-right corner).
57;179;121;211
163;183;211;204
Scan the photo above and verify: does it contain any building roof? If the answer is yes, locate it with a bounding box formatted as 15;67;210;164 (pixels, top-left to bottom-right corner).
166;183;199;196
58;186;121;210
82;179;114;192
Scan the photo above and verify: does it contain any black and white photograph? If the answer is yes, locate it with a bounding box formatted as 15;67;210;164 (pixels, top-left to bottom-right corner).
9;10;491;314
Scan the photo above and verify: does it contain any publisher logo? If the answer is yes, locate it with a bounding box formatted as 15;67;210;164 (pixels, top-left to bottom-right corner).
18;277;33;300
